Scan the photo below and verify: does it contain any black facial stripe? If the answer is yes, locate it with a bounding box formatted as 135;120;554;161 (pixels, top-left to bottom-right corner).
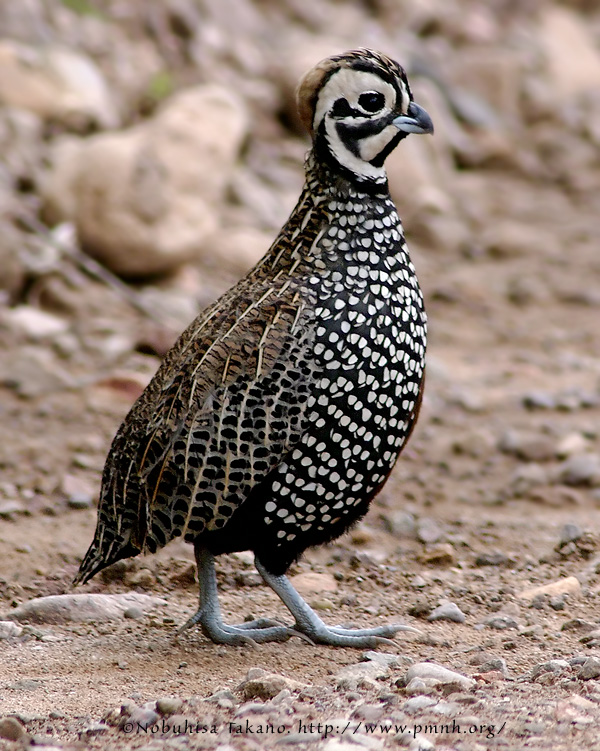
331;98;355;118
335;116;394;157
369;130;406;168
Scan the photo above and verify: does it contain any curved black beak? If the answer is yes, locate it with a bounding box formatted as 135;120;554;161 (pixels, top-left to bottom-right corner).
392;101;434;135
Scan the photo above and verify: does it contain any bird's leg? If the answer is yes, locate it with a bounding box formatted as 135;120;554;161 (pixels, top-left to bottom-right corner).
255;557;419;648
179;546;294;644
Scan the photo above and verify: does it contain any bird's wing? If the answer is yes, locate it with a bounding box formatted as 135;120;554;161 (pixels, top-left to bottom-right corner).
95;277;317;565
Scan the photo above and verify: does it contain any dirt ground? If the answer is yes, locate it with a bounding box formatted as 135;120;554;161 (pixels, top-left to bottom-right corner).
2;2;600;750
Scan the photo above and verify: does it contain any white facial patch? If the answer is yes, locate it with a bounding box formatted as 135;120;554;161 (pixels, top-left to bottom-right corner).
358;126;400;162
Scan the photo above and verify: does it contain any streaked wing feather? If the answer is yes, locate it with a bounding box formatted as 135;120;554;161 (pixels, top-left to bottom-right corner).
113;283;315;557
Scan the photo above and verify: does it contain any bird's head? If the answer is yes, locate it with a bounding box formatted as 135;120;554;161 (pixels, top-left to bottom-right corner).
297;48;433;186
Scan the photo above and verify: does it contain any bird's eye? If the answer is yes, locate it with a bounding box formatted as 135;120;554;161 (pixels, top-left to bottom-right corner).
358;91;385;113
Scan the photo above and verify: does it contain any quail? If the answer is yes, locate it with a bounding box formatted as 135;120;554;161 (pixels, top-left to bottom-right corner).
75;48;433;647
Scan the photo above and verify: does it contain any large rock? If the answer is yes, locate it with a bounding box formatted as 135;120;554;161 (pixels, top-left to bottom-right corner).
44;85;248;277
538;7;600;99
517;576;581;603
2;306;69;340
202;227;272;273
0;41;118;129
4;593;167;624
41;136;87;227
0;224;27;303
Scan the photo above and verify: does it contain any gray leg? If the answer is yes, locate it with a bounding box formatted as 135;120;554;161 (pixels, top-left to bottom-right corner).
179;547;294;644
255;557;419;647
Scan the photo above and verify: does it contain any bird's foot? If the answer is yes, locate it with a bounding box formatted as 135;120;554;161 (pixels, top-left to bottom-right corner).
178;609;298;645
294;621;420;648
255;558;420;648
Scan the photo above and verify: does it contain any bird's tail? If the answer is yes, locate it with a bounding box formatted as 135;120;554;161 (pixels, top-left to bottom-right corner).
73;528;141;585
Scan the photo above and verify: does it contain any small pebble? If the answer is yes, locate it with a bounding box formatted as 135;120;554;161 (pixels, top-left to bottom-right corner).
499;431;556;461
558;454;600;487
523;391;556;410
361;651;405;668
405;662;474;690
556;433;588;458
561;618;596;633
431;699;462;716
335;661;389;691
480;658;508;675
83;722;109;736
67;494;93;509
580;630;600;647
483;614;519;630
403;695;438;713
418;543;456;566
0;621;23;639
530;660;571;679
518;576;581;602
475;551;509;567
383;511;417;539
129;568;155;588
271;689;291;704
559;523;583;546
416;518;443;544
404;678;434;696
121;708;158;730
238;669;306;700
123;607;144;620
0;717;26;741
61;473;95;508
579;657;600;680
0;501;26;519
204;688;236;705
234;702;272;717
427;602;466;623
408;599;431;618
156;697;183;715
510;463;549;496
410;739;435;751
351;703;385;722
571;656;591;666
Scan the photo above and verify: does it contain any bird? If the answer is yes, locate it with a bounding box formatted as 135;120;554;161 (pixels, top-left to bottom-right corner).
74;48;433;647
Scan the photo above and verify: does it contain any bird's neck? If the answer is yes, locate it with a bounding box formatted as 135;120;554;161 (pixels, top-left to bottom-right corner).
304;151;390;199
257;153;399;280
